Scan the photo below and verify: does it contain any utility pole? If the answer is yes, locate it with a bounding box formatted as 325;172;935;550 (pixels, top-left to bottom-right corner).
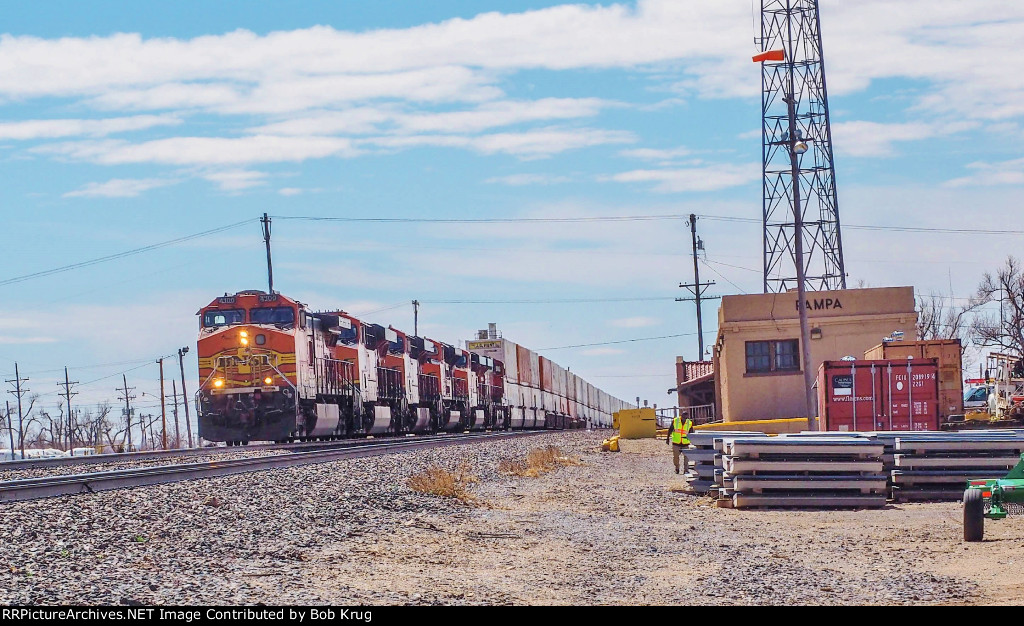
412;300;420;336
261;212;274;295
117;375;136;452
676;214;719;361
158;357;167;450
4;400;14;457
58;367;79;452
178;346;193;448
6;363;29;458
785;92;816;431
171;380;181;448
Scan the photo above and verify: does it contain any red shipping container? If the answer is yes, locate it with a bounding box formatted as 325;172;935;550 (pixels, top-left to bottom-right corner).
539;356;553;392
817;359;941;432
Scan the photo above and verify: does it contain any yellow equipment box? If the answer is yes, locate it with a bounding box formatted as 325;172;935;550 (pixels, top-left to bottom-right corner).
613;407;658;439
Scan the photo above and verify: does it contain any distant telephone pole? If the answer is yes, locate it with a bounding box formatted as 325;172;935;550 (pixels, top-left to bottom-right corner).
5;400;14;456
58;367;79;451
117;375;136;452
412;300;420;336
178;346;193;448
261;212;274;294
171;380;181;448
6;363;29;458
676;214;719;360
157;358;168;450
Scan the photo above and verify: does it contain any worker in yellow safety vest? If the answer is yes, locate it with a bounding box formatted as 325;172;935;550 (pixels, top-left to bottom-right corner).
665;415;693;474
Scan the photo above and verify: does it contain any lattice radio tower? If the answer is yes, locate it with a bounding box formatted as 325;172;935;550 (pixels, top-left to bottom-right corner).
758;0;846;293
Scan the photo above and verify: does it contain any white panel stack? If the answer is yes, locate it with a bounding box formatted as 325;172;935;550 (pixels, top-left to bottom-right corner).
683;431;768;494
718;437;887;508
890;432;1024;501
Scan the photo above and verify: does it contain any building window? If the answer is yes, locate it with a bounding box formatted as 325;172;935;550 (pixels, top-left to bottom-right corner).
745;339;800;374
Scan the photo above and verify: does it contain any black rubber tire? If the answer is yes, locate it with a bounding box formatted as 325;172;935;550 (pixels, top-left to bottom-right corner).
964;488;985;542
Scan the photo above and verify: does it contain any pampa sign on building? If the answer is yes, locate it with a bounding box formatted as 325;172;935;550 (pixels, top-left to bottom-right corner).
796;297;843;312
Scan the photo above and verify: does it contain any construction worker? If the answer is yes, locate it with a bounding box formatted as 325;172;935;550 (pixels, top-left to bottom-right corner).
665;414;694;474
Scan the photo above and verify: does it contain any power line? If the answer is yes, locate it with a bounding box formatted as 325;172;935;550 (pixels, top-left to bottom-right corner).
0;219;254;288
536;329;712;350
426;297;676;305
277;212;1024;236
275;214;690;224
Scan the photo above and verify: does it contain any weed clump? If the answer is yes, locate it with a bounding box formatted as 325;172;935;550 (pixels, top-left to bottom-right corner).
499;446;580;477
407;463;478;503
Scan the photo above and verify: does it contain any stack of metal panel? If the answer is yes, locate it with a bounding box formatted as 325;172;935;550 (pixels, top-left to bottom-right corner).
682;431;767;494
890;431;1024;501
718;436;887;508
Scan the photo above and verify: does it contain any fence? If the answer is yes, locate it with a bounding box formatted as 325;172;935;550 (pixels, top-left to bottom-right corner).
655;404;717;428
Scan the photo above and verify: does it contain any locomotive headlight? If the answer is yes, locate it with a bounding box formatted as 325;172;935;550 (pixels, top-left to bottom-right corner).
214;379;224;388
240;337;249;346
239;330;249;345
263;376;273;385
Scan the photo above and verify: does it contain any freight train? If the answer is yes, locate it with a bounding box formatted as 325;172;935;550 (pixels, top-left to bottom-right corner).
196;290;629;444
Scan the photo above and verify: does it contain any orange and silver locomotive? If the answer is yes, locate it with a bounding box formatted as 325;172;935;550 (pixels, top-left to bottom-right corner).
197;290;504;443
196;290;626;444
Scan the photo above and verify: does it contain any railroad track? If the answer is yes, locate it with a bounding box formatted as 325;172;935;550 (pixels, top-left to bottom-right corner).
0;431;544;503
0;437;371;470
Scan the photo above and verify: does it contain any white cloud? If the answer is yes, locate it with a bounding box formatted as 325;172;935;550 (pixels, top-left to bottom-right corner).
609;316;660;328
367;127;634;159
945;157;1024;187
0;336;57;344
395;98;607;134
619;146;691;160
832;120;977;157
63;177;178;198
250;98;607;137
202;169;268;191
278;187;304;196
484;173;572;186
0;1;1020;123
607;162;760;193
0;114;180;140
38;134;359;166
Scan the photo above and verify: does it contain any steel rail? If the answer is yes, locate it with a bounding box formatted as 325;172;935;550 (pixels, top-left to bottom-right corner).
0;429;527;470
0;431;544;503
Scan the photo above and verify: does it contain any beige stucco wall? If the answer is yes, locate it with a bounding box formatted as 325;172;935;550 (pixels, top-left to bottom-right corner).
715;286;918;422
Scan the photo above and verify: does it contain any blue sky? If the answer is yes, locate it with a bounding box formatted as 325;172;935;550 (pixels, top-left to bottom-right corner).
2;0;1023;430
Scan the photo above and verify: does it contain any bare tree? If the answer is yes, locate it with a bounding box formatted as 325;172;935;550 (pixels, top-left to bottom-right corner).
78;403;113;448
11;394;41;455
972;256;1024;356
917;291;985;353
38;405;68;450
1;405;16;454
99;402;131;452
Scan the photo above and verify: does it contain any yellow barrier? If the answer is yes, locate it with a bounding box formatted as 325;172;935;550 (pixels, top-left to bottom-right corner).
613;408;658;439
694;417;811;435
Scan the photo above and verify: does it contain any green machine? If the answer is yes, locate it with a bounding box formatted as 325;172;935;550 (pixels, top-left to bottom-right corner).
963;454;1024;541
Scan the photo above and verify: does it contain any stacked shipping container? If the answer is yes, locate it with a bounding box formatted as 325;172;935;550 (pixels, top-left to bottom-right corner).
817;359;942;432
467;335;628;428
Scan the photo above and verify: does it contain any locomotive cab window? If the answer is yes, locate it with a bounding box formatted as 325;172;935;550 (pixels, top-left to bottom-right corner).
250;306;295;325
202;309;245;327
745;339;800;374
337;326;358;345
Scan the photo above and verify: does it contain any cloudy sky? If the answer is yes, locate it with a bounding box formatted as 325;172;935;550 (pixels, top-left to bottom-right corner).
2;0;1023;430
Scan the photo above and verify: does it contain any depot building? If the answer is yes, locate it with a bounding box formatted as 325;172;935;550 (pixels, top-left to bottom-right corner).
712;286;918;423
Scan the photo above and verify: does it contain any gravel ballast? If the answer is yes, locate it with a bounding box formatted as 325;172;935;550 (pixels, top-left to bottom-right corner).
0;431;1019;605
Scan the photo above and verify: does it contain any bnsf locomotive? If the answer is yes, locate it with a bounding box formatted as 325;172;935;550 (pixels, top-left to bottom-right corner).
196;290;627;444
